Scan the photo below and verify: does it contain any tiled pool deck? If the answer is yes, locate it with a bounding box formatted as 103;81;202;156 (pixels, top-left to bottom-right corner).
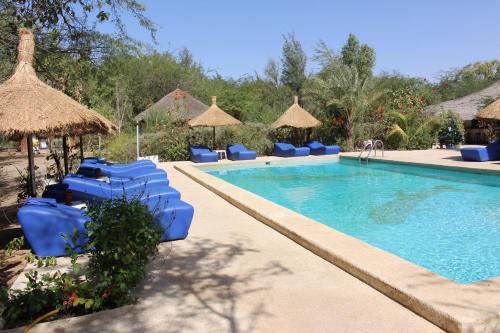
6;150;499;332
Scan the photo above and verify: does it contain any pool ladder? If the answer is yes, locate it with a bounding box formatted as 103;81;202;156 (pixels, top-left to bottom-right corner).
358;140;384;161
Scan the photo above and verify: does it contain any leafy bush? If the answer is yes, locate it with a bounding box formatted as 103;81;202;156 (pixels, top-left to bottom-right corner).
105;131;137;163
84;197;163;307
1;197;162;328
437;111;464;146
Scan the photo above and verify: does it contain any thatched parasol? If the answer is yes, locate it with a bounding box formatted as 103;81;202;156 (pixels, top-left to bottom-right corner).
271;96;321;129
477;98;500;120
188;96;241;149
0;28;116;196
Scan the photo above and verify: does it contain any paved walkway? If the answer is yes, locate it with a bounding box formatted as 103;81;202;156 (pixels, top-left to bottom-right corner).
342;148;500;172
6;164;442;333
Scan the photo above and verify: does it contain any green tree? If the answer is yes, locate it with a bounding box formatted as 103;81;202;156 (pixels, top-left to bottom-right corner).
280;33;307;100
340;33;375;84
308;58;384;150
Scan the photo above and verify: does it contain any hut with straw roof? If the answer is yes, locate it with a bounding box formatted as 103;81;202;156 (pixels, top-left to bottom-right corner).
134;88;209;123
0;28;115;195
188;96;241;149
477;98;500;120
271;96;322;129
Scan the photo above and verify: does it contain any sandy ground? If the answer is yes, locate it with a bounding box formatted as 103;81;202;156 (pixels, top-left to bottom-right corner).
0;151;49;287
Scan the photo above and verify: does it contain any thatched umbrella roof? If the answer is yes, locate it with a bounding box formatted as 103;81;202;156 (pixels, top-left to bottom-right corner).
0;28;116;140
188;96;241;127
271;96;321;129
135;88;209;122
188;96;241;150
477;98;500;120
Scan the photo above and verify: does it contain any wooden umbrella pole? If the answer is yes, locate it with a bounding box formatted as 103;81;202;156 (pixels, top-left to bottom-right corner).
26;135;36;197
212;126;216;150
79;135;84;162
62;136;69;175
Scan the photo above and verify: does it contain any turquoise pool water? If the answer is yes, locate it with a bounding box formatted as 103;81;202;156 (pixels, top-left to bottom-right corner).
205;159;500;283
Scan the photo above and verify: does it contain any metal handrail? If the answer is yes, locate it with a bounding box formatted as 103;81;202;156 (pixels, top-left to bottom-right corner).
373;140;384;157
358;140;384;161
358;141;373;161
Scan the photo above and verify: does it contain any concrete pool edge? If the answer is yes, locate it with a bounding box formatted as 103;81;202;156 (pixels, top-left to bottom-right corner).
175;160;500;333
340;155;500;176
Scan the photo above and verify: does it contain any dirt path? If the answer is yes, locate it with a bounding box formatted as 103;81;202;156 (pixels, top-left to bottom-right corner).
0;151;49;287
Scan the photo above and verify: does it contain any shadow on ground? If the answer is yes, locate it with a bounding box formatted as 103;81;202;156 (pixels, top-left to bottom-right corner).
16;236;292;333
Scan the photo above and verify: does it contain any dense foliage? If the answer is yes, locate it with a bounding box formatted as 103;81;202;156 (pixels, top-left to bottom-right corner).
437;111;465;147
1;197;162;328
0;1;498;157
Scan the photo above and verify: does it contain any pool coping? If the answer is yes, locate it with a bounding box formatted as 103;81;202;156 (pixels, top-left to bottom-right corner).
175;156;500;333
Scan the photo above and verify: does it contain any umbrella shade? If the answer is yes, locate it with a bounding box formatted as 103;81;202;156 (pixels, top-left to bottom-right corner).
188;96;241;127
0;28;116;196
0;29;116;139
271;96;321;129
188;96;241;149
477;98;500;120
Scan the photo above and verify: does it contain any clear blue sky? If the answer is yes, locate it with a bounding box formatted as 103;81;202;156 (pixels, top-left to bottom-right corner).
105;0;500;82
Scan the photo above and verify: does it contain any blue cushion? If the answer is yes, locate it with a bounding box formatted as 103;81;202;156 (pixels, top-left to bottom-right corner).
461;148;489;162
190;146;218;163
274;143;310;157
227;144;257;160
154;199;195;241
18;199;89;256
294;147;310;156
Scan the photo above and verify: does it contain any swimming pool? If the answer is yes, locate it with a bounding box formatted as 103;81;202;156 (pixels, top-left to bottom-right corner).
204;158;500;283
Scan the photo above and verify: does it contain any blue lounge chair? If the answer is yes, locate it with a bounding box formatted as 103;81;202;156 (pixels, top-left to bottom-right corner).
226;144;257;161
79;161;156;178
189;146;218;163
306;140;340;155
274;143;310;157
18;198;88;256
19;197;195;256
59;174;180;204
78;164;168;182
460;140;500;162
83;157;154;167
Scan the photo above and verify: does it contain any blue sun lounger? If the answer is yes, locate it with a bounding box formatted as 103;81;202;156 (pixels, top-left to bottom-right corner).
226;144;257;161
189;146;218;163
460;140;500;162
19;197;195;256
274;142;310;157
305;140;340;155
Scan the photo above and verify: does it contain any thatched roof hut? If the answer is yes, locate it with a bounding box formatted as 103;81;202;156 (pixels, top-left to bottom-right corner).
425;81;500;121
0;28;116;140
477;98;500;120
135;88;209;123
188;96;241;127
271;96;321;129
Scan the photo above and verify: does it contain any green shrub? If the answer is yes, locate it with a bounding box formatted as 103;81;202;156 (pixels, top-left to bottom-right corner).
84;197;163;307
1;197;162;328
437;111;464;146
105;132;137;163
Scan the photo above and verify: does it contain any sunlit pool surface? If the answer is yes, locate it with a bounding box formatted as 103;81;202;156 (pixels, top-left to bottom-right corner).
204;159;500;283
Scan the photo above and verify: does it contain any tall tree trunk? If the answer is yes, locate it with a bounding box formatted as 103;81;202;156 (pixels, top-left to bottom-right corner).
346;117;354;151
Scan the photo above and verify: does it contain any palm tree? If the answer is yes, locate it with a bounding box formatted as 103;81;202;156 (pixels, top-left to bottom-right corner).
386;111;436;149
307;60;385;150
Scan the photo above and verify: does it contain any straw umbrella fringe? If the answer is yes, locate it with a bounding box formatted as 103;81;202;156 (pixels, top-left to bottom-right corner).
271;96;321;145
271;96;322;129
477;98;500;120
188;96;241;150
0;29;115;139
0;28;116;196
